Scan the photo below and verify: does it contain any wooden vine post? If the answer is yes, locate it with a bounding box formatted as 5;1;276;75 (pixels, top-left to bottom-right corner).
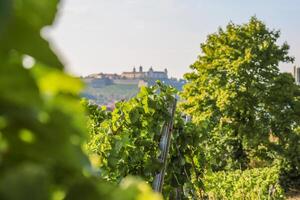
152;98;177;193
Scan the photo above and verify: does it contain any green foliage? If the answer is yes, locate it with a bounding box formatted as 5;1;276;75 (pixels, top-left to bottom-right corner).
204;166;285;200
85;83;209;199
165;116;206;199
180;17;300;172
279;126;300;189
86;82;177;183
0;0;63;68
0;0;162;199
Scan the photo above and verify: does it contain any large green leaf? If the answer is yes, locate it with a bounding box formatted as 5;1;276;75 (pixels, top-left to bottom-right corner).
0;0;63;69
13;0;59;28
0;58;41;108
0;164;50;200
0;0;11;36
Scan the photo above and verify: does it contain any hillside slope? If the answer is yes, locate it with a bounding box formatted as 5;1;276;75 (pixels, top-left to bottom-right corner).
81;84;139;106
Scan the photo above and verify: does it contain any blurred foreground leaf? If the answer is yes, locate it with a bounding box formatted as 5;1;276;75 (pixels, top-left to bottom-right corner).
0;0;162;199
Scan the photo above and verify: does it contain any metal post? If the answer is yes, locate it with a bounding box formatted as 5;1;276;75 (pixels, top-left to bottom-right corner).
152;98;177;193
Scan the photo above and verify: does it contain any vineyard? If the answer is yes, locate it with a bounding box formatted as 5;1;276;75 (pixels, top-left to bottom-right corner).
1;0;300;200
83;81;297;199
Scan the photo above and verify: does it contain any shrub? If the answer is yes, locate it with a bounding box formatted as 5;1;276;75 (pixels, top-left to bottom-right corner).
204;166;285;200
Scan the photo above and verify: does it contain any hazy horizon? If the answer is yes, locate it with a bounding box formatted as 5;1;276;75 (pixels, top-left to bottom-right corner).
48;0;300;78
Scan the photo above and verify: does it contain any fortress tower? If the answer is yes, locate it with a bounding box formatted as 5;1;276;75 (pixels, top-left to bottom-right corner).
121;66;168;79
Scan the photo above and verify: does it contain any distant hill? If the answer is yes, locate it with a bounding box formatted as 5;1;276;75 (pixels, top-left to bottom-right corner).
80;67;186;107
81;83;139;106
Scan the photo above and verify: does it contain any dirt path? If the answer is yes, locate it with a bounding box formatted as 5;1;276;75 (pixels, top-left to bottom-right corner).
287;189;300;200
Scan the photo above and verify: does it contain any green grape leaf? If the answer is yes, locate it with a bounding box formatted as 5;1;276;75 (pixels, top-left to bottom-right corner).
0;164;50;200
0;60;41;108
0;0;63;69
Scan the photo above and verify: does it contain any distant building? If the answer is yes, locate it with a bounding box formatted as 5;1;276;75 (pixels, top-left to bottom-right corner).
81;66;186;106
86;73;121;79
82;66;185;90
147;67;168;79
121;66;168;79
293;66;300;85
121;66;146;79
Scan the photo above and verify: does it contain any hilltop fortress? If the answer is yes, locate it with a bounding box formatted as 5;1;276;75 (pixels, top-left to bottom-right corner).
81;66;186;107
82;66;185;90
121;66;168;79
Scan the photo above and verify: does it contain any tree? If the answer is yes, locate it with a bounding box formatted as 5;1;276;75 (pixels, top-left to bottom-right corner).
180;17;300;171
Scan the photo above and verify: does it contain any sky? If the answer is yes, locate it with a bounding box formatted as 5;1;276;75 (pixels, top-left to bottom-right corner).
47;0;300;78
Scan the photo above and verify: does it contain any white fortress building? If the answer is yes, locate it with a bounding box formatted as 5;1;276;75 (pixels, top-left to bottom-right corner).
83;66;174;88
121;66;168;79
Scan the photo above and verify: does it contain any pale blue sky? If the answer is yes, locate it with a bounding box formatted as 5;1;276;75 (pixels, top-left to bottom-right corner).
48;0;300;78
